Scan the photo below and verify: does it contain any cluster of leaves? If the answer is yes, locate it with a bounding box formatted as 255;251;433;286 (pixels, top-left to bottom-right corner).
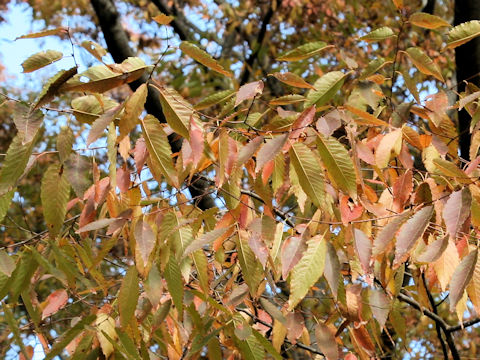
2;0;480;359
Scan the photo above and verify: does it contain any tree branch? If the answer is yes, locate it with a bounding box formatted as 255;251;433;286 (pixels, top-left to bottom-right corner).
89;0;216;210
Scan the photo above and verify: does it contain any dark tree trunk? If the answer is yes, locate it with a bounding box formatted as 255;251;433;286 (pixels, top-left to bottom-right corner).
455;0;480;160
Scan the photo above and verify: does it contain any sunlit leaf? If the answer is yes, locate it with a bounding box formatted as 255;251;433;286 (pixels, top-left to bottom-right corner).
409;12;451;29
183;227;230;257
256;134;288;172
447;20;480;49
417;235;449;263
41;289;68;319
87;104;123;146
152;12;174;25
404;47;444;82
80;40;107;62
118;83;148;140
277;41;332;61
194;89;235;110
134;219;156;264
235;80;264;107
32;67;78;110
165;255;184;317
180;41;232;77
13;103;43;144
0;250;15;277
450;250;478;311
21;50;63;73
360;27;395;42
305;71;347;107
118;266;139;328
270;72;315;89
289;235;326;310
16;27;68;39
442;188;472;239
41;163;71;238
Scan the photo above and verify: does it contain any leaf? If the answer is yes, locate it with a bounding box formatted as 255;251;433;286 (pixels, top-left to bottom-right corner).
41;163;71;238
317;132;357;198
289;142;325;208
404;47;444;82
119;83;148;140
288;235;326;310
0;250;15;277
194;89;235;110
71;94;120;124
417;235;449;263
192;249;209;294
165;255;184;317
87;104;123;146
183;227;230;257
140;114;178;187
393;170;413;213
150;83;197;139
134;219;156;264
32;67;78;110
394;206;433;266
21;50;63;73
369;290;391;328
353;229;371;273
235;80;264;107
0;134;37;196
269;72;315;89
375;129;402;168
433;158;471;184
152;13;174;25
42;289;68;319
281;235;307;279
180;41;232;77
57;126;74;163
468;252;480;314
95;313;117;358
256;134;288;172
447;20;480;49
315;322;338;360
236;333;265;360
237;231;263;296
360;27;396;42
277;41;332;61
305;71;347;108
434;239;460;291
61;57;151;93
3;302;31;359
80;40;107;62
409;12;451;29
118;266;139;328
324;242;341;298
16;27;68;39
237;136;264;167
442;188;472;239
345;105;389;126
13;103;44;144
449;250;478;312
64;154;92;197
0;190;14;224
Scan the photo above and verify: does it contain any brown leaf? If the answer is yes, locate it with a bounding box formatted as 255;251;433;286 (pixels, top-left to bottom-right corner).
316;110;342;137
353;228;371;273
281;234;306;279
256;134;288;172
42;289;68;319
286;312;304;344
135;219;156;264
189;117;204;168
369;290;390;328
270;72;315;89
417;235;449;263
235;80;264;107
116;166;130;193
393;170;413;213
351;325;375;355
324;242;341;298
340;195;363;225
87;104;123;146
373;211;411;256
133;137;148;174
315;322;338;360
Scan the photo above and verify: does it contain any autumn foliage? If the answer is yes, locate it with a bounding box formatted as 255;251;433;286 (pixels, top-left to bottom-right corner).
2;0;480;359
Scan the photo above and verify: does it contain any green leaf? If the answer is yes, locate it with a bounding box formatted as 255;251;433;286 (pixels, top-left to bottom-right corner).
289;142;325;208
180;41;232;77
13;103;44;144
251;329;283;360
0;250;15;277
404;47;444;82
305;71;347;107
165;255;184;318
277;41;332;61
192;249;210;294
194;89;235;110
237;232;263;297
0;190;14;223
119;266;139;328
409;12;451;29
71;94;120;124
10;251;37;300
21;49;63;73
360;27;396;42
447;20;480;49
269;94;305;106
317;132;357;198
449;250;478;311
3;302;30;359
140;115;178;187
288;235;327;310
32;67;78;111
236;333;265;360
61;57;151;93
41;163;70;238
45;314;97;360
183;227;230;257
433;158;471;184
359;57;390;80
119;83;148;140
150;83;197;140
0;134;37;196
57;126;75;163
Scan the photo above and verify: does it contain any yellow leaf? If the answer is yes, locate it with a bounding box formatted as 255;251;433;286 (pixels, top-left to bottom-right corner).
180;41;232;77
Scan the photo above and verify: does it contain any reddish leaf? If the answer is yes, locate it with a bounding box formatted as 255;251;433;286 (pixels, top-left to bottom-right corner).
450;250;478;312
281;235;306;279
256;134;288;172
369;290;390;328
133;137;148;174
235;80;264;107
324;242;341;298
393;170;413;213
340;195;363;225
315;322;338;360
189;117;204;167
442;188;472;239
353;228;371;273
373;211;411;256
284;106;316;151
286;312;304;344
248;220;269;268
394;206;433;266
417;235;449;263
116;166;130;193
316;110;342;137
42;289;68;319
134;219;156;264
351;325;375;355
